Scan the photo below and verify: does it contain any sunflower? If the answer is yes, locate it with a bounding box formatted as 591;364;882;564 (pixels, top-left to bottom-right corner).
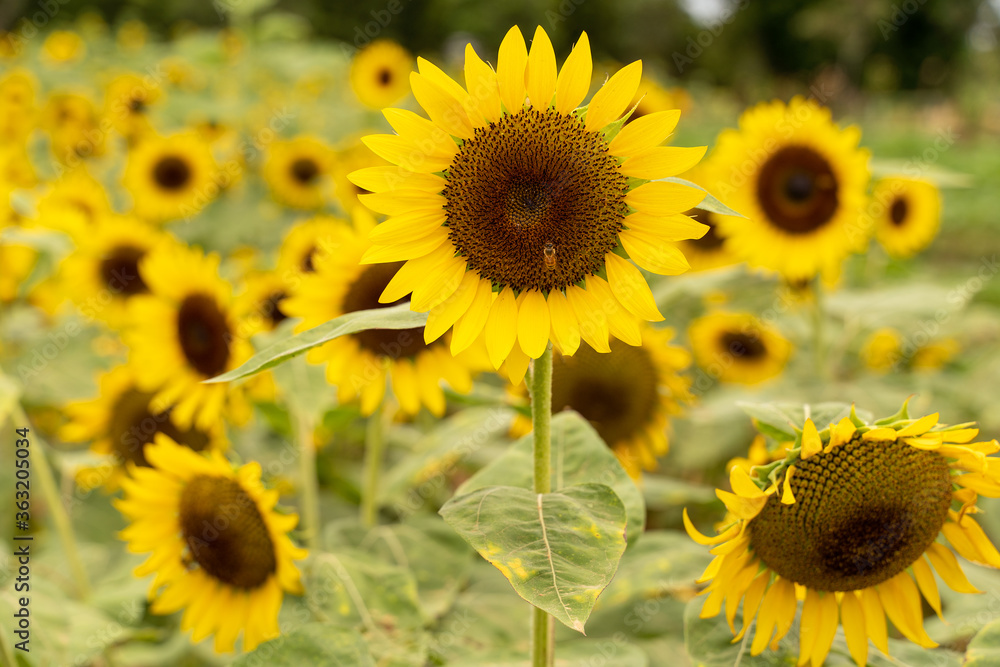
104;72;163;140
234;270;293;337
115;435;306;652
332;139;388;214
123;132;220;222
275;215;350;280
35;166;113;238
41;30;85;65
40;92;106;162
281;214;477;416
860;327;902;374
912;338;960;372
688;311;791;385
59;215;170;326
124;244;252;430
350;26;708;373
262;136;335;210
61;365;226;491
0;70;36;142
674;165;738;272
685;403;1000;667
709;97;870;281
511;326;692;478
873;177;941;259
350;39;414;109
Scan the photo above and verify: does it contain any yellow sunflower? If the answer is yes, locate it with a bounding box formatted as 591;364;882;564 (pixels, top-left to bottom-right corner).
511;325;692;479
59;215;170;327
860;327;902;374
124;244;252;430
688;311;791;385
41;30;85;65
350;39;414;109
234;270;292;338
40;92;106;162
281;215;477;416
123;132;220;222
275;214;350;280
35;165;113;238
873;177;941;259
710;97;870;281
115;435;306;652
61;365;226;491
912;338;960;372
685;404;1000;667
674;165;738;272
0;69;36;142
104;72;163;141
262;136;335;210
350;26;708;374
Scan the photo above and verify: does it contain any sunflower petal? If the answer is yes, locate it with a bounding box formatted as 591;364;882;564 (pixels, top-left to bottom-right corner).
497;26;527;113
840;592;868;667
585;60;642;132
410;72;473;140
554;32;591;115
566;285;610;353
451;278;494;354
619;146;707;180
425;270;480;343
348;166;445;194
619;228;691;275
608;109;682;157
485;286;518;368
604;252;663;321
925;543;981;594
625;180;706;215
516;289;551;359
546;290;580;356
464;44;501;125
526;27;556;109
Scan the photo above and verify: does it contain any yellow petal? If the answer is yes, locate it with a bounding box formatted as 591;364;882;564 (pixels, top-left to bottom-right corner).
464;43;501;125
391;358;421;415
485;286;518;368
516;289;551;359
526;27;556;109
547;290;580;356
348;166;445;194
382;108;456;151
810;593;839;667
716;489;767;521
554;32;591;115
604;252;662;321
859;587;889;656
624;211;709;241
451;278;493;354
425;270;480;343
566;284;610;353
625;180;706;215
497;26;527;113
831;417;857;448
840;592;868;667
619;145;707;180
682;507;742;546
619;228;691;275
951;514;1000;567
501;342;532;385
417;56;471;106
911;556;943;620
369;209;447;246
584;274;642;346
585;60;642;132
896;412;939;437
797;589;821;667
861;427;898;442
801;419;822;459
608;109;681;157
925;543;981;594
380;241;456;303
361;133;454;173
415;352;446;416
730;465;765;498
411;256;467;311
781;466;796;504
733;571;770;641
410;72;473;140
878;574;937;648
359;189;446;216
361;229;450;265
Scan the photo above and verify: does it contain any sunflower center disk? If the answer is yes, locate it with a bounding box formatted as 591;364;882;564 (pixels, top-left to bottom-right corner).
290;157;320;184
153;155;192;191
340;262;427;359
179;475;277;589
99;245;149;296
444;107;628;293
756;146;839;234
551;340;658;445
721;331;766;360
686;209;725;250
108;389;210;466
177;293;232;377
748;438;952;591
890;197;909;226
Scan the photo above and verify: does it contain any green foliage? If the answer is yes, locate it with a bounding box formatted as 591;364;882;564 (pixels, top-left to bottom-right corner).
232;624;375;667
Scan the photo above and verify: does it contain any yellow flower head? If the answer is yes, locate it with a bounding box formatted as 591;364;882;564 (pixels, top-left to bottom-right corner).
350;39;414;109
688;311;791;385
873;177;942;259
262;136;335;210
123;131;220;222
41;30;85;64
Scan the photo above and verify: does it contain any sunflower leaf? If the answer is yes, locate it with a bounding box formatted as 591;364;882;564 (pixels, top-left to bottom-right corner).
439;483;627;634
657;177;746;218
204;303;428;383
232;623;374;666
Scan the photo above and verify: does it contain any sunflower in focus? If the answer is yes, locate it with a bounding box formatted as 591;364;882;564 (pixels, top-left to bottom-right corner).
351;26;708;373
40;92;106;162
125;244;252;430
262;136;335;210
511;326;692;478
861;327;902;373
686;403;1000;667
282;215;477;416
116;436;306;652
104;73;163;140
124;132;220;222
350;40;414;109
276;215;348;279
710;97;870;281
873;177;941;259
688;311;791;385
41;30;85;64
61;365;225;491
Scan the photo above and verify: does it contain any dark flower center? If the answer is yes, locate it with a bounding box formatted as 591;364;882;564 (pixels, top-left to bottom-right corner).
179;475;277;589
177;293;232;377
107;389;211;467
99;245;149;296
290;157;320;184
444;107;628;292
377;67;392;86
340;262;427;359
756;146;839;234
262;291;288;327
685;209;725;251
720;331;767;360
152;155;193;191
890;197;909;226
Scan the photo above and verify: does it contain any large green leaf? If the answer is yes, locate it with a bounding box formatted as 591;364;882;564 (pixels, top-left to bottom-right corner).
658;177;745;218
965;618;1000;666
231;623;374;667
205;303;427;383
440;483;627;633
455;411;646;543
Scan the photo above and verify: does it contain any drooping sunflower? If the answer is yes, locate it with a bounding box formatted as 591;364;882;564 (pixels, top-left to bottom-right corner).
685;404;1000;667
281;215;477;416
710;97;870;281
59;215;170;326
61;365;226;491
275;214;350;279
688;311;791;385
124;244;252;430
350;39;414;109
115;435;306;652
104;72;163;140
123;132;220;222
873;177;941;259
262;136;335;210
350;26;708;373
511;326;692;478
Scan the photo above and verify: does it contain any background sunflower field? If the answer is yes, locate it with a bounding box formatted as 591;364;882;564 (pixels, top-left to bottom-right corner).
2;0;1000;665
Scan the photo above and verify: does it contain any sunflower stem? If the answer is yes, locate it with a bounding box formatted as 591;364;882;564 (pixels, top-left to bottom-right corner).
295;408;320;554
362;399;386;529
529;345;554;667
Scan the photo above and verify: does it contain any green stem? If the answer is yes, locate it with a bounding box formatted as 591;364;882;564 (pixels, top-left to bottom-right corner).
11;401;92;600
361;399;386;529
529;345;554;667
295;409;320;554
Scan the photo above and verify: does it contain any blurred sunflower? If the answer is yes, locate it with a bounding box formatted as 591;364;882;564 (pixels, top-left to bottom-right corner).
686;405;1000;667
351;26;707;372
861;327;902;374
350;39;414;109
104;73;163;140
117;19;148;52
61;365;225;491
234;271;292;337
629;74;692;120
123;132;220;222
873;177;941;259
912;338;960;372
40;92;106;162
276;215;348;279
674;165;737;271
35;166;113;237
711;97;870;281
125;244;252;430
688;312;791;385
41;30;85;65
282;214;477;416
0;69;36;142
262;136;335;210
511;326;692;478
116;436;306;652
0;234;36;303
332;139;387;214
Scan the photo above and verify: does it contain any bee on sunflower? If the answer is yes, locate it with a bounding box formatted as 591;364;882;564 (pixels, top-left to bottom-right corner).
349;39;414;109
262;136;335;210
350;26;709;374
872;177;942;259
688;311;791;385
123;131;221;222
685;402;1000;667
